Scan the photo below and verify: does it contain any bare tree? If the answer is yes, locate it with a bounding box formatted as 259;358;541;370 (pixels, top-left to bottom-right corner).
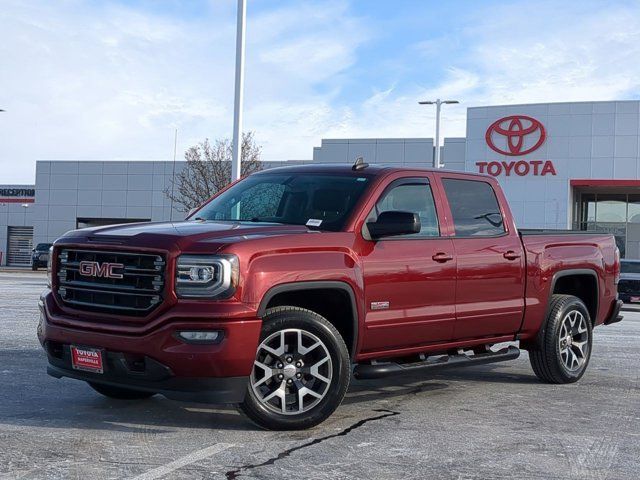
165;132;263;212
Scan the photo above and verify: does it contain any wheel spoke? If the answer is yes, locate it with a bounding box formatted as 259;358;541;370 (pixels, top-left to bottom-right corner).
569;349;579;369
310;356;331;383
297;330;321;355
253;360;275;387
572;340;587;358
262;382;287;413
576;317;587;334
561;348;569;366
297;386;322;412
262;330;286;357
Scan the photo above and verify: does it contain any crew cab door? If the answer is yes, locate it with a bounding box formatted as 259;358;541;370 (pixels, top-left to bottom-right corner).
359;175;456;354
439;175;525;339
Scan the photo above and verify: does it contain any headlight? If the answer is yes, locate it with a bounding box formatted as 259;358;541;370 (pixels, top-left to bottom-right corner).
175;254;238;298
46;246;54;288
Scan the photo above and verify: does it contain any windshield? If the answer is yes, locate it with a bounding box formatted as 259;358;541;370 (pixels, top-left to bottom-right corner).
193;173;372;231
621;261;640;274
35;243;52;251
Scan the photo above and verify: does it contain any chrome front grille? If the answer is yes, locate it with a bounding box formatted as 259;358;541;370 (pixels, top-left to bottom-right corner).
56;249;166;316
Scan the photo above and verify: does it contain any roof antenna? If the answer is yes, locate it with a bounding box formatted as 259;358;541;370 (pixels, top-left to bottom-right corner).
352;156;369;171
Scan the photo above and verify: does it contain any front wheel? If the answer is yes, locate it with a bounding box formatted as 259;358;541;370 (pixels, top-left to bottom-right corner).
529;294;593;384
239;306;350;430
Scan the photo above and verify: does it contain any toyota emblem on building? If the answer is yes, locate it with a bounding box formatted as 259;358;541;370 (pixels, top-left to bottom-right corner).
485;115;546;156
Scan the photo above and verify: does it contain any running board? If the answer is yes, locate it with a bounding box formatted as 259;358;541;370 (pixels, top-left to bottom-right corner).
353;346;520;380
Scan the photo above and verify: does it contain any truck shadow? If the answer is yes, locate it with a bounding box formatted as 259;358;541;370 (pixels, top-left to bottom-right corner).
0;349;537;434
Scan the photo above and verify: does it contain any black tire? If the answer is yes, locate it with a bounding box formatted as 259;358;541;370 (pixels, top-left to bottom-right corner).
32;264;38;271
528;294;593;384
238;306;350;430
89;382;156;400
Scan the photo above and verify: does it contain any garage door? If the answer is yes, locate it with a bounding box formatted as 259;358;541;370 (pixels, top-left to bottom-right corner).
7;226;34;266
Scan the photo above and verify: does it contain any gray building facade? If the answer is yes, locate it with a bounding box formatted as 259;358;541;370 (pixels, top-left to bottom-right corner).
4;100;640;265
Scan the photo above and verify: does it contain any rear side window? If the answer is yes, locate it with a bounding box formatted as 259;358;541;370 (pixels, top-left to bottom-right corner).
368;181;439;237
442;178;505;237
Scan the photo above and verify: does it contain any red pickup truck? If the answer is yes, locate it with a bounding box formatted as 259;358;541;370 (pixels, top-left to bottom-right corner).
38;163;623;430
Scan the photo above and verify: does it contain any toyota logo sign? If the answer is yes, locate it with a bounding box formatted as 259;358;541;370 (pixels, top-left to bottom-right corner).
485;115;546;156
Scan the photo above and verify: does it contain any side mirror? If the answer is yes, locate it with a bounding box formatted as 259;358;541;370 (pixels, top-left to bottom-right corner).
367;211;421;239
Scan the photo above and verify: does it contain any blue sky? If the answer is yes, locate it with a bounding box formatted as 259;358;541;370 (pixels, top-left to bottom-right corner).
2;0;640;182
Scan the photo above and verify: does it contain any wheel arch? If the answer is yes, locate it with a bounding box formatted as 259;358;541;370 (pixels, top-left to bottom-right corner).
550;269;599;324
257;281;359;359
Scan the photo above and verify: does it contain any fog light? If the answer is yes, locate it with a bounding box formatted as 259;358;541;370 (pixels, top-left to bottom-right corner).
176;330;223;344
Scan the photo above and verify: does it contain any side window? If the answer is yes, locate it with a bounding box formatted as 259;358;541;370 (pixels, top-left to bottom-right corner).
368;181;439;237
442;178;505;237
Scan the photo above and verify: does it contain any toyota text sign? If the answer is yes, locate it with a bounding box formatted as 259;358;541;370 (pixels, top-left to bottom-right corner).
478;115;556;177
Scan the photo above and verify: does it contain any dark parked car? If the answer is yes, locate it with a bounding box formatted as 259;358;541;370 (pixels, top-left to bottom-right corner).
31;243;52;270
618;259;640;303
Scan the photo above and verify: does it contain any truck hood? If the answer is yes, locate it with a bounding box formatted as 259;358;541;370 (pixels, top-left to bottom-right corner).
58;220;312;251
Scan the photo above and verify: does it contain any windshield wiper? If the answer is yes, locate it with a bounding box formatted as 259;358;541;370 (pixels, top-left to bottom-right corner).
249;217;284;224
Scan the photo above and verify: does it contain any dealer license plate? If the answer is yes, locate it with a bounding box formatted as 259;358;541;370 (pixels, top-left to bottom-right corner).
70;346;104;373
631;296;640;303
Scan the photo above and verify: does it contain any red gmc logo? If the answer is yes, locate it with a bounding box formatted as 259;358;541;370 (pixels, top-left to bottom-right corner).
485;115;546;156
79;261;124;279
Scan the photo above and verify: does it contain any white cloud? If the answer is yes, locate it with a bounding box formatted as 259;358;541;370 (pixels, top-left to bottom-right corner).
0;0;367;181
2;0;640;182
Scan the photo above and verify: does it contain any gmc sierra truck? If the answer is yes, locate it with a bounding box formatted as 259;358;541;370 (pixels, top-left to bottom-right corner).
38;162;623;430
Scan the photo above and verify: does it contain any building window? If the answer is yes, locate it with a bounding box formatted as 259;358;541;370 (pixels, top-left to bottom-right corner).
574;192;640;258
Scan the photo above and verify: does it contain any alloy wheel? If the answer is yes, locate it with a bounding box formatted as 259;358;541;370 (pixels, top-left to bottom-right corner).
250;328;333;415
558;310;589;372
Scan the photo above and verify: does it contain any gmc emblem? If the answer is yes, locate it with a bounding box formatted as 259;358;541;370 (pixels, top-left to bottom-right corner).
79;261;124;279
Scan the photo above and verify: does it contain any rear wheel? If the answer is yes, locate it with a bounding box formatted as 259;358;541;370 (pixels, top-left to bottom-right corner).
89;382;156;400
529;294;592;383
239;306;350;430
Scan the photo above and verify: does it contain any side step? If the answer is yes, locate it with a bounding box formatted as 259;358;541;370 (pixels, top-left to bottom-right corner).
353;346;520;380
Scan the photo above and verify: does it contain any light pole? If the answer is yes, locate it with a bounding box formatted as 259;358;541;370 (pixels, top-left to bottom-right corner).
418;99;459;168
21;203;29;225
231;0;247;182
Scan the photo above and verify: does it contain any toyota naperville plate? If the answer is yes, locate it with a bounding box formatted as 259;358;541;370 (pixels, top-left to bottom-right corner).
70;346;104;373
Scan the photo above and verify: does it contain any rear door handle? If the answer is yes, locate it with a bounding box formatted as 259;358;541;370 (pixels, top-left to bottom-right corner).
432;252;454;263
503;251;521;260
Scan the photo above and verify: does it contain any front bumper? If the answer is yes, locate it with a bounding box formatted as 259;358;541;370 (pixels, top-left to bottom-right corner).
46;355;248;403
38;292;261;404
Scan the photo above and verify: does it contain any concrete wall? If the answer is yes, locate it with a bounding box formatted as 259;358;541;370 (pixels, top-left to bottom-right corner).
0;184;35;265
313;138;435;166
466;101;640;229
30;160;305;247
32;161;186;245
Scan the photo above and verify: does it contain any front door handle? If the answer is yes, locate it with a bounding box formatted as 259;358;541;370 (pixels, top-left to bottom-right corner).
503;250;521;260
432;252;454;263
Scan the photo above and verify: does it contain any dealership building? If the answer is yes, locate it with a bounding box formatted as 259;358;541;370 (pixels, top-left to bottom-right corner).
3;100;640;266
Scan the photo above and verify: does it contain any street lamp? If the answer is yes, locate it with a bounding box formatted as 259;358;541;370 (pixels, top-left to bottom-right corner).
21;203;29;225
418;99;459;169
231;0;247;182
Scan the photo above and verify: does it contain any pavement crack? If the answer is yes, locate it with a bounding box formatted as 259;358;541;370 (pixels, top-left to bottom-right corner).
224;408;400;479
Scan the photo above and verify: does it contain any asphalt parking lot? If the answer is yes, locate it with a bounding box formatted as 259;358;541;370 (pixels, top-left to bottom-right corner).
1;272;638;480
